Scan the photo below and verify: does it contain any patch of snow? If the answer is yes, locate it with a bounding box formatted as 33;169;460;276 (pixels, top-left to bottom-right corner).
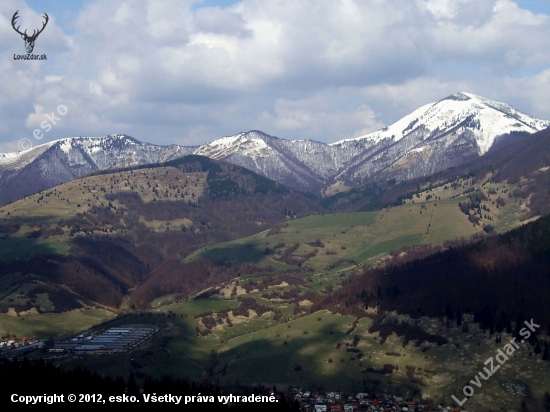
331;92;550;155
0;141;56;169
194;132;271;160
59;139;72;154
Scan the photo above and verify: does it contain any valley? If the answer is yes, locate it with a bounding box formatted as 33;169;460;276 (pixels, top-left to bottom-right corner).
1;148;549;410
3;1;550;408
1;107;550;411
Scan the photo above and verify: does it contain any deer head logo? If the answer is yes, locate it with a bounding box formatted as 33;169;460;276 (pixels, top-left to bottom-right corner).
11;11;49;54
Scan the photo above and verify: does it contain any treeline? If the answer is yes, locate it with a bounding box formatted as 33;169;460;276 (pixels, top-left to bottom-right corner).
131;263;308;308
319;182;394;212
321;127;550;215
108;189;320;265
85;155;291;199
241;272;311;294
368;321;448;346
493;128;550;218
0;284;82;314
314;213;550;333
0;240;144;309
132;260;221;308
205;160;286;197
1;167;321;311
131;260;233;308
0;222;21;234
133;263;312;310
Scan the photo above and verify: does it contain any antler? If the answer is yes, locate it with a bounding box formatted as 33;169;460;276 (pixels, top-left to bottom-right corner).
11;10;26;37
31;13;49;39
11;11;49;40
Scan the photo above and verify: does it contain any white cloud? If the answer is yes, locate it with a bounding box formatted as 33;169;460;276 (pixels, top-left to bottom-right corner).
1;0;550;152
256;93;384;142
193;6;253;37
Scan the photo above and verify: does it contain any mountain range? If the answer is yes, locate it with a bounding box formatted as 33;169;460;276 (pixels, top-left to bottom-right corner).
1;92;548;206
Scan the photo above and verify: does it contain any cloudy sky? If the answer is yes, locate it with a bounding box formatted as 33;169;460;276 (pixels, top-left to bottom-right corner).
1;0;550;152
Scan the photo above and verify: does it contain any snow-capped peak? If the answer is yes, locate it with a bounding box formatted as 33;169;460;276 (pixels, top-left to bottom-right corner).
332;92;550;155
1;93;549;204
194;131;272;160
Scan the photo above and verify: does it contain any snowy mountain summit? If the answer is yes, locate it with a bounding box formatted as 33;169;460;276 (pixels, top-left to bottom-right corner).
194;92;549;190
1;92;548;204
326;92;550;184
337;92;548;154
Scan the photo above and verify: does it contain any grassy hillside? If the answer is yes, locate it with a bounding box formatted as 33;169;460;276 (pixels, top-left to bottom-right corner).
1;151;549;411
187;176;529;274
42;274;550;412
321;128;550;219
0;156;321;334
0;157;533;345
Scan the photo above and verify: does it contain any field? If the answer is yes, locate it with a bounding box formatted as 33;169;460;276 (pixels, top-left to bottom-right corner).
1;165;546;411
43;285;550;411
188;177;528;275
0;167;206;261
0;308;115;340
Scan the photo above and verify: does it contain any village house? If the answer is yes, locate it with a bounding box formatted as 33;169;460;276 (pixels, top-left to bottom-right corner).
294;389;459;412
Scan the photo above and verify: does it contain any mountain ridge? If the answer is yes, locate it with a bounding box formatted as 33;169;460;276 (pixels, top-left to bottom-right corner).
1;92;548;205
